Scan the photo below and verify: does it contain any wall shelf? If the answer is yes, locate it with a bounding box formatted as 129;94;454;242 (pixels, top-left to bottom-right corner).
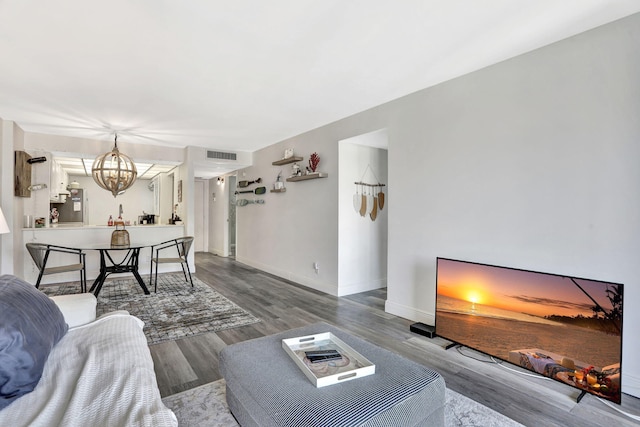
272;156;303;166
286;173;328;182
270;188;287;193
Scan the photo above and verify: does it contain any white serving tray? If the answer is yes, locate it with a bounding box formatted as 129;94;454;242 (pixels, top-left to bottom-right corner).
282;332;375;387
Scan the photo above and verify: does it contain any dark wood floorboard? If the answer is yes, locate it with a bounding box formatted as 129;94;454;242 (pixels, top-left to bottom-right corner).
148;253;640;427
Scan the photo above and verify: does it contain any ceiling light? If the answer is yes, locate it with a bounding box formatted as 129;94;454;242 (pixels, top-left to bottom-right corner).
91;134;138;197
217;177;224;185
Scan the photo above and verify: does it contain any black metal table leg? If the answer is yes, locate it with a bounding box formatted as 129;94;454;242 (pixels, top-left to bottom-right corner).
131;248;150;294
90;249;108;296
91;247;150;296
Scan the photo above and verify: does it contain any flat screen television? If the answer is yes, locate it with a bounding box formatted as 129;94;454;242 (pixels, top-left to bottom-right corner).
435;257;623;404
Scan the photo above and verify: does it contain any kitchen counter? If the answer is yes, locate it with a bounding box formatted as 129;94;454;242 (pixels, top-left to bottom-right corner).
23;223;183;230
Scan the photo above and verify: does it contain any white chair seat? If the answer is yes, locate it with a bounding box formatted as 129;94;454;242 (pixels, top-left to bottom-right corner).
44;263;85;275
154;257;185;264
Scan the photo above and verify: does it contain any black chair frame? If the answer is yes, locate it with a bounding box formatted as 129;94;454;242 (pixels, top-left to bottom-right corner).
26;243;87;292
149;236;194;292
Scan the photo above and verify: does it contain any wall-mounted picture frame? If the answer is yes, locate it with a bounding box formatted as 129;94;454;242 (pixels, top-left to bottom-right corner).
178;179;183;202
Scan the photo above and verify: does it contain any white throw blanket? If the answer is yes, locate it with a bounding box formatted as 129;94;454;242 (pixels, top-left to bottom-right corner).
0;312;177;427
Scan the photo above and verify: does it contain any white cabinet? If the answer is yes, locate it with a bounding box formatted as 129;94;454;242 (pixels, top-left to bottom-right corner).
50;160;60;201
49;160;69;202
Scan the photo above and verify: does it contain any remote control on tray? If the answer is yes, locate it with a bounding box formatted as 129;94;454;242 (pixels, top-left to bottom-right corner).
306;351;342;363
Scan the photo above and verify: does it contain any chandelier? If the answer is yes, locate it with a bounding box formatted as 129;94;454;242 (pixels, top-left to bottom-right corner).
91;134;138;197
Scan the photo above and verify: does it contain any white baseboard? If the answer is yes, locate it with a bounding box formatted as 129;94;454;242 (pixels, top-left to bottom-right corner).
336;278;386;297
208;248;225;257
385;299;435;325
236;256;338;296
623;372;640;398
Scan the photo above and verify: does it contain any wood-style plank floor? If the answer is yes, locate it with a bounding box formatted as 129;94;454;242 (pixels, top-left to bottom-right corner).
149;253;640;427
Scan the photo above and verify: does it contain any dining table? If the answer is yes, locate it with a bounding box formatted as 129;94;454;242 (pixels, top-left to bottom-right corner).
78;242;155;297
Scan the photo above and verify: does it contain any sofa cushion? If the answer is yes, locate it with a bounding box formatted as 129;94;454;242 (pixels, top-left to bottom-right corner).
0;275;68;410
50;293;97;328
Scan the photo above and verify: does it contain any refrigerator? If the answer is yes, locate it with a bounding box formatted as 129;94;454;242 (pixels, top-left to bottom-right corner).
56;189;85;223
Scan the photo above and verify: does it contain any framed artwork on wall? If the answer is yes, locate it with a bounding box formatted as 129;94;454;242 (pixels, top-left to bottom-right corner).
178;180;183;202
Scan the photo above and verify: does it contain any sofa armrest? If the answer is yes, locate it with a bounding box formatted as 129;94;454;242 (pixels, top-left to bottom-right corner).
50;293;97;328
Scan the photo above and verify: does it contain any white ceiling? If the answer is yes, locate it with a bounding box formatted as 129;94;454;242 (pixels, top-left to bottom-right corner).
1;1;639;159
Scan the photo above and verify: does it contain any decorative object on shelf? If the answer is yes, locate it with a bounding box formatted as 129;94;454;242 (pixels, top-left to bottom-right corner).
284;148;294;159
238;177;261;188
92;133;138;197
284;153;326;182
308;152;320;172
354;165;386;221
235;186;266;195
272;171;285;191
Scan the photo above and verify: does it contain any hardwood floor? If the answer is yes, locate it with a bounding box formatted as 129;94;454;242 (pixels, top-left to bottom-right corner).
149;253;640;427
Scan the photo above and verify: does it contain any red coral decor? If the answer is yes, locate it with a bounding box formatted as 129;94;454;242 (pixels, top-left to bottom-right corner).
309;152;320;172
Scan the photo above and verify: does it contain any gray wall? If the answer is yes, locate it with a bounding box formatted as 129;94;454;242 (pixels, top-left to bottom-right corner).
238;13;640;396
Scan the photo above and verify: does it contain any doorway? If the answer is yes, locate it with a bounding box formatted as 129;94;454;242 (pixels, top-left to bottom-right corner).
194;180;205;252
338;129;388;295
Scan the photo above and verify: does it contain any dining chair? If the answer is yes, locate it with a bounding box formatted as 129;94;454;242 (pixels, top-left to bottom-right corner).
149;236;194;292
26;243;87;292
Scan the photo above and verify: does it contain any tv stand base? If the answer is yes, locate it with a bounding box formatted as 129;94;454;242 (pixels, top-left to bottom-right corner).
576;390;587;403
443;342;457;350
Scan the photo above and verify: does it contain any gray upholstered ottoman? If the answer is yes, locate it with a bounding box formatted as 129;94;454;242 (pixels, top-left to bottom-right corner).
219;322;445;426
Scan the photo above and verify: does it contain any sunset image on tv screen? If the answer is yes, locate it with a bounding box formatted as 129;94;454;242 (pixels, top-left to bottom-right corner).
435;258;622;404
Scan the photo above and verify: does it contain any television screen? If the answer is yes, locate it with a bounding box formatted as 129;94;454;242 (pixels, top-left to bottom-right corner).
435;257;623;404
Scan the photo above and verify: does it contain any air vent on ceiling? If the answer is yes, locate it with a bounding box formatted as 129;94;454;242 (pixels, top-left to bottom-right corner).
207;150;237;161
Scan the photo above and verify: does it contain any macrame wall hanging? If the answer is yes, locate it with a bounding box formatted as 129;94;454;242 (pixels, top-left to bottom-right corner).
353;164;386;221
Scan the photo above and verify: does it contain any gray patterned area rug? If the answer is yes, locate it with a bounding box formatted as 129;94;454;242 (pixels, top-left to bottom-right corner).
162;379;524;427
42;274;260;345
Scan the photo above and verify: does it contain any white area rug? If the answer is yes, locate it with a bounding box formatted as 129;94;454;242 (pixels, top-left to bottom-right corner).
162;379;524;427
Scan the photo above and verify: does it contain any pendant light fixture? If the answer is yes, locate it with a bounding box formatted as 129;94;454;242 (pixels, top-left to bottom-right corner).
91;133;138;197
